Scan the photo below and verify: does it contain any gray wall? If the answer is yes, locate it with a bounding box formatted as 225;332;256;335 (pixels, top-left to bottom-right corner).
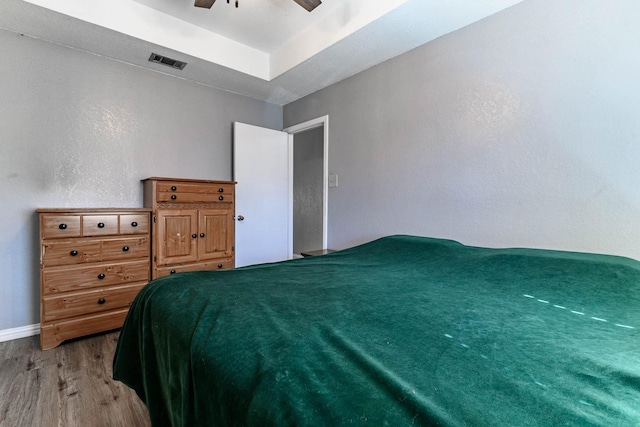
0;29;282;331
284;0;640;261
293;126;324;254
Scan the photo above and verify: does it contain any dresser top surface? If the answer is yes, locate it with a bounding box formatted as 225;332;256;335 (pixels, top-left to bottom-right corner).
143;177;236;184
37;208;152;213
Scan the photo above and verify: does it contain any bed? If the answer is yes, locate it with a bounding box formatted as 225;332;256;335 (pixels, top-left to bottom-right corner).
113;235;640;426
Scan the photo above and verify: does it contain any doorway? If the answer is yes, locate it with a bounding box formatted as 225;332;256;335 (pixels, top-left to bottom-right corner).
233;117;328;266
284;115;329;257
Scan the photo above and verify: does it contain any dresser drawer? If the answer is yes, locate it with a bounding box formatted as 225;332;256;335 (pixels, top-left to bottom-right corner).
157;182;234;203
41;215;81;239
157;192;233;203
120;214;150;235
82;215;119;236
157;181;234;195
42;260;150;294
42;282;146;322
42;240;102;267
157;258;234;278
40;308;130;351
102;236;150;261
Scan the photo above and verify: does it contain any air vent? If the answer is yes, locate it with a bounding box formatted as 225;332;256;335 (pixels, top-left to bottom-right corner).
148;53;187;70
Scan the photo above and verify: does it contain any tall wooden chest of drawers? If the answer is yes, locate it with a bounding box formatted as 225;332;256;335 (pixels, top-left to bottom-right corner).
143;177;235;279
38;208;151;350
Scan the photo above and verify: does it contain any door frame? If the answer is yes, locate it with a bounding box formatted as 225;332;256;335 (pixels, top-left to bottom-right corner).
283;115;329;251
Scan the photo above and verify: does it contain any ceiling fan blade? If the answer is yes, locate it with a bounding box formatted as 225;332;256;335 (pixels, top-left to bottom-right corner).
293;0;322;12
194;0;216;8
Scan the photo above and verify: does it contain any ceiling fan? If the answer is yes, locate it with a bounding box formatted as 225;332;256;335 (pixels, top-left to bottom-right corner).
194;0;322;12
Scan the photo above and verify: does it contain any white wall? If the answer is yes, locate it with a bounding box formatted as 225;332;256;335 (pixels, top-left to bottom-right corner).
284;0;640;260
0;29;282;332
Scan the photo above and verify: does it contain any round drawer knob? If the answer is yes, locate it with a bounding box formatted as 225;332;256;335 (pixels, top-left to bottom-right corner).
218;263;223;269
200;233;205;238
218;196;224;201
98;273;106;280
131;221;138;227
171;195;177;200
98;298;106;305
69;250;78;257
170;269;176;274
122;246;129;252
97;222;105;228
218;188;224;193
58;223;67;230
171;186;177;191
192;234;197;239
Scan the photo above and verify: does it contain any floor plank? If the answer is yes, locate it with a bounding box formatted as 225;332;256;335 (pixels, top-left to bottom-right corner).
0;331;150;427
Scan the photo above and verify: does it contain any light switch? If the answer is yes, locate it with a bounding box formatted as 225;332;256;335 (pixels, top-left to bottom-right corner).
328;174;338;188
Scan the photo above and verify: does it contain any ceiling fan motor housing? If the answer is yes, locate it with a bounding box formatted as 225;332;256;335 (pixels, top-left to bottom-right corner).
194;0;321;12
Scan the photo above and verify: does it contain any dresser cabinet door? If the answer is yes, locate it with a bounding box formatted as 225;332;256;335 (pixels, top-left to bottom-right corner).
198;208;235;261
157;209;198;265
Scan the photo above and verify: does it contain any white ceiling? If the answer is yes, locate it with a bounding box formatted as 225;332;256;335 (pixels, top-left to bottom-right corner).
1;0;523;105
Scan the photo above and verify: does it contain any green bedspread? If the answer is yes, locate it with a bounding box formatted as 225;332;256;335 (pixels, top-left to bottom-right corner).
113;235;640;426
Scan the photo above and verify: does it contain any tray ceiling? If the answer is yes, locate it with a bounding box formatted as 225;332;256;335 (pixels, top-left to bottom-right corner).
1;0;523;105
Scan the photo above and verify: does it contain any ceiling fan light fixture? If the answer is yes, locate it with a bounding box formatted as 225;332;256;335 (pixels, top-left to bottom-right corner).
194;0;216;8
195;0;319;11
293;0;322;12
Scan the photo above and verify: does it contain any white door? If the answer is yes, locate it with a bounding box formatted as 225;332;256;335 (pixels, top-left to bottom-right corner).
233;122;291;267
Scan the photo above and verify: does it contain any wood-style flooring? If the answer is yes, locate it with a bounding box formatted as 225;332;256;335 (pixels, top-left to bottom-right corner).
0;331;150;427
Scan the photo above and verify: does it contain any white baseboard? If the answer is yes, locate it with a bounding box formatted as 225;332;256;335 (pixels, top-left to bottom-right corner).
0;324;40;343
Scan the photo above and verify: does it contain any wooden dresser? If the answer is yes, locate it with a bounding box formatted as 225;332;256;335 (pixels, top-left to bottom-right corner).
38;208;151;350
143;177;235;279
